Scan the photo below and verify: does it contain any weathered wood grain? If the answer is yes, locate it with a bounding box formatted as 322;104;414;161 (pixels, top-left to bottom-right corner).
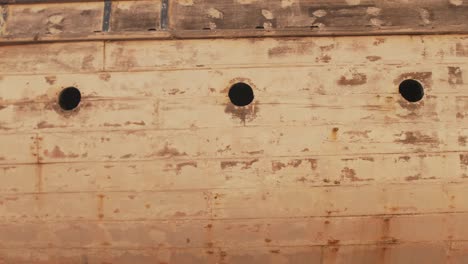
0;213;467;249
105;35;468;72
0;42;103;74
1;2;103;37
0;134;37;164
0;191;209;221
0;152;464;194
211;182;468;218
2;63;468;101
24;124;465;164
170;0;468;33
1;0;468;43
0;98;157;132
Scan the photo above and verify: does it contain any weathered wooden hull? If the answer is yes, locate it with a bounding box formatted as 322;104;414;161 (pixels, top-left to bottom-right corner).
0;0;468;263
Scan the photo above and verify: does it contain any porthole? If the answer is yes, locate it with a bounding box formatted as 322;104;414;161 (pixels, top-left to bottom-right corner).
228;82;254;106
58;87;81;111
399;79;424;102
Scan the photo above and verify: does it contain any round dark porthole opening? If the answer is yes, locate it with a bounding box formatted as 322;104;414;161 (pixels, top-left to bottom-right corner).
58;87;81;111
399;79;424;103
228;82;254;107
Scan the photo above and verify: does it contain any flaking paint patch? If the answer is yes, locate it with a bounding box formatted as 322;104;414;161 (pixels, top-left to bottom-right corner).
345;0;361;5
178;0;194;6
449;0;463;6
207;8;223;19
262;10;274;19
448;67;464;84
281;0;295;8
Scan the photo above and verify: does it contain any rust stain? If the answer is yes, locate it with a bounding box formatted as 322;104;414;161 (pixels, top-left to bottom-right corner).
330;127;339;141
120;154;134;159
43;146;67;158
448;67;464;84
327;239;340;245
103;123;122;127
157;143;188;157
37;121;57;129
366;56;381;61
44;76;57;85
97;194;105;220
337;73;367;86
221;159;259;170
125;121;146;126
224;101;259;124
176;161;198;172
316;54;331;63
398;156;411;162
270;249;280;254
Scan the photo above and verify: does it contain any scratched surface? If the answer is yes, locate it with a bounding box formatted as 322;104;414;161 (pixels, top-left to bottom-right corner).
0;32;468;263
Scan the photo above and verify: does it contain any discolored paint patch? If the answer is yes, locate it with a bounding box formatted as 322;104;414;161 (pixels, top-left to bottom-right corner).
99;73;111;81
268;42;314;57
461;154;468;166
394;72;432;86
448;67;464;84
341;167;373;182
394;131;439;145
337;73;367;86
456;43;468;57
459;136;467;146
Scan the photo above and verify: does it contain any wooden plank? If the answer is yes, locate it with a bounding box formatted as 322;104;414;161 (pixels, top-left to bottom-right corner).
1;152;462;194
31;124;467;164
0;248;220;264
1;2;103;37
211;182;468;218
105;35;468;72
0;191;208;221
450;241;468;264
0;0;467;43
322;243;449;264
2;63;468;102
169;0;468;32
0;41;103;74
0;133;37;164
0;98;158;132
0;212;467;249
111;1;161;32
